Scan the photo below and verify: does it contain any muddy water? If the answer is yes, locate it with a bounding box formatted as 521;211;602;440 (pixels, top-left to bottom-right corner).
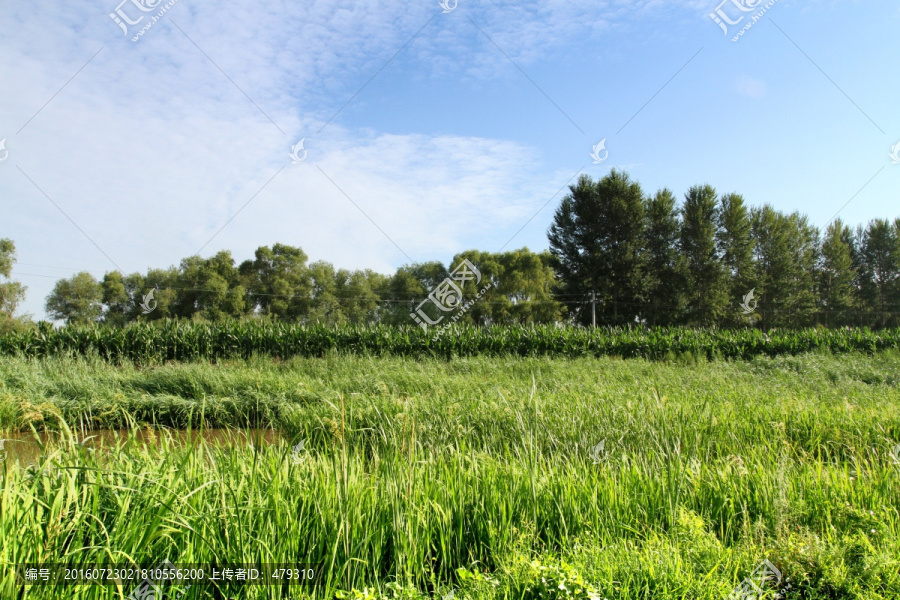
0;428;283;466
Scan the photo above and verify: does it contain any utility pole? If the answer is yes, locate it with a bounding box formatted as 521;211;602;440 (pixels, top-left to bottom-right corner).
591;291;596;328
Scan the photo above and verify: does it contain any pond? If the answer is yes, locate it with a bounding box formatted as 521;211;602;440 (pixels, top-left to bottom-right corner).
0;428;283;466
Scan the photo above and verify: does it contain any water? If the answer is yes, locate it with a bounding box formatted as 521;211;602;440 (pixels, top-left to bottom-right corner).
0;428;283;466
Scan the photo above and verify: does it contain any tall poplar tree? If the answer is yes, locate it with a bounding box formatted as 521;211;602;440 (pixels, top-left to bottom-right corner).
818;219;857;326
750;207;818;328
857;219;900;327
717;193;756;325
548;171;646;326
679;185;727;326
643;189;684;326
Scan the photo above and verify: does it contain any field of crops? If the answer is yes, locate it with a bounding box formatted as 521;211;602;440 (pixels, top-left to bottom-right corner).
2;321;900;362
2;350;900;599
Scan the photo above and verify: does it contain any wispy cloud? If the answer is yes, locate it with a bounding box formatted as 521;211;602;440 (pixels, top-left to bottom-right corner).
734;75;767;99
2;0;620;314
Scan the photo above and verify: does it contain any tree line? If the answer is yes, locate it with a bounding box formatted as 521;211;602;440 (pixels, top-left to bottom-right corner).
550;171;899;328
0;170;897;332
1;244;561;330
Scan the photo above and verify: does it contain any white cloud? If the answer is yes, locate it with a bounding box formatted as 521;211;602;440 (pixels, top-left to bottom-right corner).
0;0;706;318
734;75;767;99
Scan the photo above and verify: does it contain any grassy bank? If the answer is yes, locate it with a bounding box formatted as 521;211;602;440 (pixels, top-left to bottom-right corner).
2;352;900;598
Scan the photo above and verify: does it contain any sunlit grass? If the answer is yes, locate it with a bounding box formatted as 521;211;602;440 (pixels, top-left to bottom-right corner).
1;351;899;598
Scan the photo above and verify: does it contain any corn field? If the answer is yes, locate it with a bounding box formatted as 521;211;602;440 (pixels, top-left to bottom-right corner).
2;321;899;362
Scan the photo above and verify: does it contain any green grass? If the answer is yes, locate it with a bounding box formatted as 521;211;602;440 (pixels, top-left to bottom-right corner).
2;351;900;598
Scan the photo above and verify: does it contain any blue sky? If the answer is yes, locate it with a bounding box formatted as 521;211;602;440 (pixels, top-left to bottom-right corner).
1;0;898;319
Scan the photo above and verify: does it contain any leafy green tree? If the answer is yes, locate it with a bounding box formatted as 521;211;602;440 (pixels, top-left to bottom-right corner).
789;213;821;325
751;206;790;328
378;266;429;326
307;261;344;324
642;189;684;326
396;261;451;329
0;239;29;333
407;261;450;293
46;271;103;325
750;207;819;328
679;185;728;326
140;268;178;320
361;270;390;322
496;248;563;324
443;249;560;326
175;252;247;321
818;219;857;326
335;269;383;324
101;271;130;326
239;244;312;321
102;270;165;324
443;250;502;326
173;256;208;318
377;262;450;326
716;193;756;326
547;179;586;323
857;218;900;327
548;171;647;326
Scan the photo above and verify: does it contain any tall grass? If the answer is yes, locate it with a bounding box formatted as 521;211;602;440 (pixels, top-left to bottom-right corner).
2;352;899;598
